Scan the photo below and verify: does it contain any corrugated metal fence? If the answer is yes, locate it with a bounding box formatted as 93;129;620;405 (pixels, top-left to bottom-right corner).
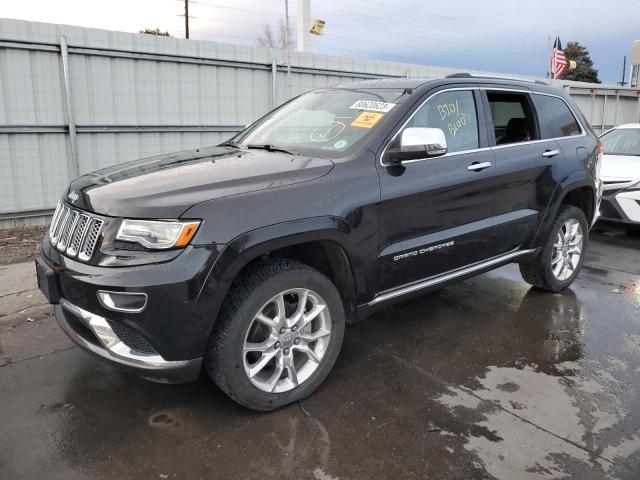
1;18;639;224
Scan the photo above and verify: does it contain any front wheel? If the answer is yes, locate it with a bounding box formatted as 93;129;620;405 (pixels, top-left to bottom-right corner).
206;259;345;411
520;205;588;291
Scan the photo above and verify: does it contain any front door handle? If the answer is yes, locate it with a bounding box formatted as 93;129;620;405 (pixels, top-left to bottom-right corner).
542;149;560;158
467;161;492;172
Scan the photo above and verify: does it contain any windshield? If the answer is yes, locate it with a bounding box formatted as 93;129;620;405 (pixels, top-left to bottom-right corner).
601;128;640;156
231;88;410;158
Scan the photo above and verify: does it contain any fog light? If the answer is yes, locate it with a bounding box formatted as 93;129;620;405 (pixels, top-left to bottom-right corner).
97;291;147;313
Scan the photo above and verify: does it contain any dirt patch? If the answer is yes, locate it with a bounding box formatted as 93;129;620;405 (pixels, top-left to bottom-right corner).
0;225;48;266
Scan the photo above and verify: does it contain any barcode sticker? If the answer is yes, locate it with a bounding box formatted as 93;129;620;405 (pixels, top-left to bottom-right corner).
350;101;396;113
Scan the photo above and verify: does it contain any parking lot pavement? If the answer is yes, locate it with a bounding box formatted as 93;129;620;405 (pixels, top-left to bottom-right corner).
1;231;639;480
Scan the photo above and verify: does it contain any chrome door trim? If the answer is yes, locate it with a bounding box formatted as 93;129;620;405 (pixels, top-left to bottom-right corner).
368;248;537;305
379;86;586;168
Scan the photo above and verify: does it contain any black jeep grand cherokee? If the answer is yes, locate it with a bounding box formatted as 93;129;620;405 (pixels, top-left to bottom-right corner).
36;75;602;410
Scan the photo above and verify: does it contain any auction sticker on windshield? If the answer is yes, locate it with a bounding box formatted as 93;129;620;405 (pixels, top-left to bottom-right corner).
351;112;384;128
350;101;396;113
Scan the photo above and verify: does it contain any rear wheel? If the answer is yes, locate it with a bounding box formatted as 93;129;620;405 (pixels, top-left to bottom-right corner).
520;205;588;291
206;259;345;411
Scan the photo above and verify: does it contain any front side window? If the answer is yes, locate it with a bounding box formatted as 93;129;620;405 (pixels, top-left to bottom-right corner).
600;128;640;156
532;94;582;139
233;88;410;158
487;91;539;145
403;90;480;153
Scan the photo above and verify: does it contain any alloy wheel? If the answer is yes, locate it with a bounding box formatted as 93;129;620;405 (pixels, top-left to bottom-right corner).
242;288;331;393
551;218;584;281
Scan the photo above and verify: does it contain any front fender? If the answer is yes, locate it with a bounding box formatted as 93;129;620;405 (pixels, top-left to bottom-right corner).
191;216;369;355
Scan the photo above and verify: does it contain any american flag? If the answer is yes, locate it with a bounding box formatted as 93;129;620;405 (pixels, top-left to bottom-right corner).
550;36;568;79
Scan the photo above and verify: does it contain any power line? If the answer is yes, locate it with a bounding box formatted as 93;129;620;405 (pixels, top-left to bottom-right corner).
189;12;541;59
185;0;549;77
188;0;544;54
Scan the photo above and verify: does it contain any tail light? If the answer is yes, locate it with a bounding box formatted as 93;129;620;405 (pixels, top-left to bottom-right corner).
595;141;603;180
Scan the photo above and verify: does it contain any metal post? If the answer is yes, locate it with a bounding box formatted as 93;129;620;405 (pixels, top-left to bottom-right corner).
271;58;278;109
60;36;79;179
284;0;292;99
296;0;310;52
600;94;608;134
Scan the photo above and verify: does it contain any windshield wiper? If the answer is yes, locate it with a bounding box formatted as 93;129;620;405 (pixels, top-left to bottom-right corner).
246;144;299;155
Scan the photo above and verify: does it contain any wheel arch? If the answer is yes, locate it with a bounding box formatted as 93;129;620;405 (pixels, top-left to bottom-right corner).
530;176;596;249
559;185;595;225
195;217;360;350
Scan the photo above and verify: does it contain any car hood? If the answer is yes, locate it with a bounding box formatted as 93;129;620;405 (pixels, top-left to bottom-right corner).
601;154;640;181
65;146;334;218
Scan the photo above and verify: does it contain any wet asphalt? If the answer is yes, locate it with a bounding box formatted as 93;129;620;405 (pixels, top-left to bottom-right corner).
1;228;639;480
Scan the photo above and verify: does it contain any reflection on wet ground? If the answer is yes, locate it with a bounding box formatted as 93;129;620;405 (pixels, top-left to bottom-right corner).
1;230;639;479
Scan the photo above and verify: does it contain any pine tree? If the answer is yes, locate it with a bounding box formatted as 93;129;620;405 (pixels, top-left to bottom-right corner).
562;42;600;83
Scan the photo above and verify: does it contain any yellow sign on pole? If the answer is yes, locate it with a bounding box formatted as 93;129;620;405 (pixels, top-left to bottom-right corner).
569;60;577;70
310;19;326;36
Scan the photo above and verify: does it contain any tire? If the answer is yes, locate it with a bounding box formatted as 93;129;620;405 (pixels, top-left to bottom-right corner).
206;258;345;411
520;205;588;292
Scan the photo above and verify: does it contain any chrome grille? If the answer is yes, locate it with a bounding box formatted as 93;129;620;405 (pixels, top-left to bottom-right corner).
49;203;104;261
79;218;104;261
67;214;90;257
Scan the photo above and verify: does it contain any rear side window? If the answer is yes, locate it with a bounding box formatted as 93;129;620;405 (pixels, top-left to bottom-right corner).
532;94;582;139
405;90;480;153
486;91;539;145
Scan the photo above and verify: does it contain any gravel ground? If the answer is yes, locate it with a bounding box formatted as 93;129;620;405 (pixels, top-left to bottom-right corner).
0;225;48;266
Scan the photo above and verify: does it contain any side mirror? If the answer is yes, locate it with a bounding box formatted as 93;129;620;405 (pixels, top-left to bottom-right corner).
386;127;448;163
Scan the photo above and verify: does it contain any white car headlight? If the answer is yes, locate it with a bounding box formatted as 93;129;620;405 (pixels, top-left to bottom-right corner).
116;219;200;249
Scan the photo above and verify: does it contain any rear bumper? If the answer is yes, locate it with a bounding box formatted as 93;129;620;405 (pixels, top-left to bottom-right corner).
55;298;203;383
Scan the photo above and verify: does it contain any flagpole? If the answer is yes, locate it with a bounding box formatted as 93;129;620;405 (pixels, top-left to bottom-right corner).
547;35;551;79
551;35;556;80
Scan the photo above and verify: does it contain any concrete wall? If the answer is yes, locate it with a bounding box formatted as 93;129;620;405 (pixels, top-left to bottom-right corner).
1;18;639;226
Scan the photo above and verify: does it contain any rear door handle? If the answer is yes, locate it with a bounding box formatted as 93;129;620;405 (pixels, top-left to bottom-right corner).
542;149;560;158
467;161;492;172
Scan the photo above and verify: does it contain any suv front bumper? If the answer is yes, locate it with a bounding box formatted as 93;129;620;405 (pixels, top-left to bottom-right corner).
36;236;224;383
54;298;202;383
599;182;640;226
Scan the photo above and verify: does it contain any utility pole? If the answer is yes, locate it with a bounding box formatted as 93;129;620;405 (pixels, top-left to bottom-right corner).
619;55;627;87
184;0;190;39
284;0;292;97
296;0;310;52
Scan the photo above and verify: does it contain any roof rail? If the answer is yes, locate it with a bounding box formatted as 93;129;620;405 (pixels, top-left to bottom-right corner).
446;73;548;86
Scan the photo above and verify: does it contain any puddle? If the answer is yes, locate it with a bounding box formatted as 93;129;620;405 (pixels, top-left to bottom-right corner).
437;361;639;479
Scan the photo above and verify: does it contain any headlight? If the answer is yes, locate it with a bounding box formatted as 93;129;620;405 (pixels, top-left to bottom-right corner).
626;180;640;191
116;219;200;249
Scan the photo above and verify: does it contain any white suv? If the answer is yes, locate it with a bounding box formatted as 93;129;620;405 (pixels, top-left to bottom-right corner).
598;123;640;229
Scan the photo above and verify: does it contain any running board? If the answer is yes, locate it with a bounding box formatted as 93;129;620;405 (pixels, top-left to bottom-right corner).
369;248;537;306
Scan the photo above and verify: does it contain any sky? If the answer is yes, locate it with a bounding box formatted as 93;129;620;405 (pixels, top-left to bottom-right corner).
2;0;639;84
